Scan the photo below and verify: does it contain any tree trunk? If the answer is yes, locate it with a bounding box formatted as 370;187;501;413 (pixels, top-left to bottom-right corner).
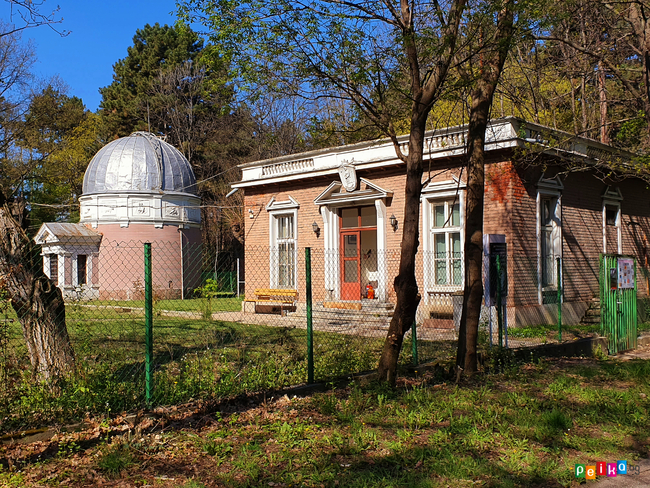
0;205;75;380
375;0;466;385
456;2;514;375
456;82;491;374
377;126;425;384
598;61;609;144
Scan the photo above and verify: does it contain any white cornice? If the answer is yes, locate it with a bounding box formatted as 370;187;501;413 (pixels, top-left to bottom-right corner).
233;117;631;190
79;192;202;227
602;186;623;202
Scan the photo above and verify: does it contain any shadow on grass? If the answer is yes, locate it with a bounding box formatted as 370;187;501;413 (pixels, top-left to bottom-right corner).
107;323;307;383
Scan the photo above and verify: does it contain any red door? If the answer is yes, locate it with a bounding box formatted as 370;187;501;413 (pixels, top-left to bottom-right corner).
341;231;361;300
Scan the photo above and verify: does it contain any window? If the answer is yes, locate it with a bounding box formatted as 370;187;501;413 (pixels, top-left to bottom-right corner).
536;175;563;304
275;216;295;287
77;255;87;285
605;206;618;226
267;197;299;289
602;187;623;254
49;254;58;286
540;197;558;288
340;206;376;228
430;199;462;285
421;179;465;292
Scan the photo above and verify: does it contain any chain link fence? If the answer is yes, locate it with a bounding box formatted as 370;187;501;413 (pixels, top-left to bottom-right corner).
1;240;646;432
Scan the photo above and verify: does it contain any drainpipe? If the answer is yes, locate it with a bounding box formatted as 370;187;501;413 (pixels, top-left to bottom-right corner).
179;226;185;300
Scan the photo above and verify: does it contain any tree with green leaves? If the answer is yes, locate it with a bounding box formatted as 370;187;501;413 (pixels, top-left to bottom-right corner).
0;4;76;380
100;22;205;139
178;0;468;384
16;84;95;227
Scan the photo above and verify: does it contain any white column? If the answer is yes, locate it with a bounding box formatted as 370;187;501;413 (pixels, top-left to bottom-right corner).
375;199;387;301
321;206;340;300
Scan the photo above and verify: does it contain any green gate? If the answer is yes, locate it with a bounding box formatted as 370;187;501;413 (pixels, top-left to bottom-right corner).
600;254;637;354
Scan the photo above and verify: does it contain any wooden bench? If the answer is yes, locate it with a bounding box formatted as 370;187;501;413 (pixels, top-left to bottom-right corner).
254;288;298;315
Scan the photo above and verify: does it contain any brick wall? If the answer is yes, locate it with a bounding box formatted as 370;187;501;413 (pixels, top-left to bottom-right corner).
242;154;650;324
96;223;201;300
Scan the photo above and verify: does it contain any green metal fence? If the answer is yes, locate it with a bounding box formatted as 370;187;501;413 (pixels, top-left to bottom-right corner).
0;241;646;434
600;254;638;354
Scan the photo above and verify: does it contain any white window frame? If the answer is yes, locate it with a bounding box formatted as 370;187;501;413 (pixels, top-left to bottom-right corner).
422;179;466;292
536;175;563;305
602;186;623;254
45;253;61;286
267;197;299;289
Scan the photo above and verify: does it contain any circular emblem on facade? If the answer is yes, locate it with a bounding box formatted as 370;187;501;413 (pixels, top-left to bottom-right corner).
338;160;358;192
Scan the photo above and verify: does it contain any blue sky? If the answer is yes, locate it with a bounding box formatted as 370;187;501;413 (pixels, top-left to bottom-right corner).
0;0;185;111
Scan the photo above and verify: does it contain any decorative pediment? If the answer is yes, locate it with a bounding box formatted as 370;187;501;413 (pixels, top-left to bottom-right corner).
602;186;623;202
34;228;53;245
537;174;564;192
34;223;102;247
266;195;300;211
314;178;393;206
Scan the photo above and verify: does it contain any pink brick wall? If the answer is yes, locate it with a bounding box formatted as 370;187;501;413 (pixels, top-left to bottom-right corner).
96;223;201;300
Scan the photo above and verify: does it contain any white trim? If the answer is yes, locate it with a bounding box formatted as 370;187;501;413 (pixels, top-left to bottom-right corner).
536;177;563;304
375;199;388;301
320;205;340;300
313;178;393;206
422;181;466;293
266;195;300;211
602;187;623;254
79;193;201;228
268;206;299;289
422;176;467;194
537;174;564;193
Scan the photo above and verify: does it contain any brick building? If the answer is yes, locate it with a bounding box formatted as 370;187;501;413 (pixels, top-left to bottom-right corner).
35;132;202;300
232;117;650;327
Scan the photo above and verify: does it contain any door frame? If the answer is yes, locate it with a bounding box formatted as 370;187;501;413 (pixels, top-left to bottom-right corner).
340;230;361;300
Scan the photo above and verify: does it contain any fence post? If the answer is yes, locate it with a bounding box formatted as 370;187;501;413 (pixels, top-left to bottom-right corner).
557;257;562;342
496;254;503;348
411;321;418;366
305;248;314;384
236;258;240;297
144;242;153;407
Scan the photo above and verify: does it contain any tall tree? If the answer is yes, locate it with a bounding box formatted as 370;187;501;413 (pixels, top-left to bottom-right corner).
0;5;75;380
99;22;205;138
456;0;516;374
178;0;467;384
536;0;648;148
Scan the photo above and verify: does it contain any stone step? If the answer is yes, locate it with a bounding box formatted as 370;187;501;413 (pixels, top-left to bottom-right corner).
581;316;601;324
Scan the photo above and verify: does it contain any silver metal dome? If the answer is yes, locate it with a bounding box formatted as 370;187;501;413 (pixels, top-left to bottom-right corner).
82;132;198;195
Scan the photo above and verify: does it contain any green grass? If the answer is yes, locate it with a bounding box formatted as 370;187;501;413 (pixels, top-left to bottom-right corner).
0;305;435;432
90;296;244;313
1;296;647;435
506;322;601;339
5;357;649;487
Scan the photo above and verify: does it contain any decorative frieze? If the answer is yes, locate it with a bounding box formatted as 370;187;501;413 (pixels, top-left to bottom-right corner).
261;158;314;176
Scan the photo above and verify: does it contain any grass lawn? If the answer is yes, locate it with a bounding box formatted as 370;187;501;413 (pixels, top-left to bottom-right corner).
1;356;648;487
91;296;245;313
0;306;432;433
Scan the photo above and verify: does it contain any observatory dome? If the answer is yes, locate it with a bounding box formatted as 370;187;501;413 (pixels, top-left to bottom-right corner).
82;132;197;196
